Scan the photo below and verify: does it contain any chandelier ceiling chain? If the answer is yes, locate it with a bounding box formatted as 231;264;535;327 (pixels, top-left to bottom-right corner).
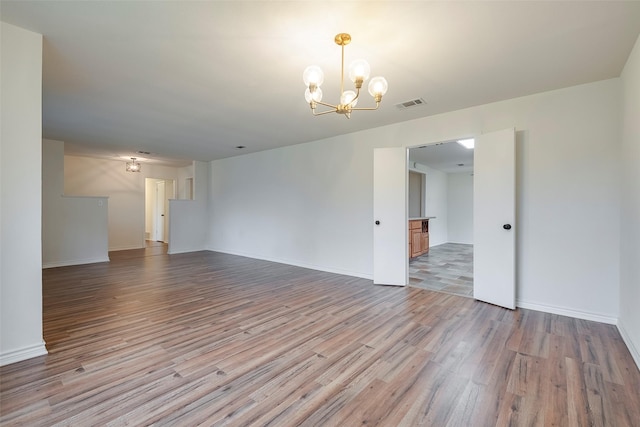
303;33;388;119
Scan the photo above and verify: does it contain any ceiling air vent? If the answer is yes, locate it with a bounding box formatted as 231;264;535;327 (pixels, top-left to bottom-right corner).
396;98;426;110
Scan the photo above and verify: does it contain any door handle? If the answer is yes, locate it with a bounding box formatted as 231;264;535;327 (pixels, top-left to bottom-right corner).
503;224;511;230
161;214;165;217
375;220;380;225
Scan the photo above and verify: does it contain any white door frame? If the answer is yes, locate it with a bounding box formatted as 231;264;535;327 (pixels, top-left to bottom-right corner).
376;131;517;309
155;180;166;242
404;136;466;282
146;178;176;245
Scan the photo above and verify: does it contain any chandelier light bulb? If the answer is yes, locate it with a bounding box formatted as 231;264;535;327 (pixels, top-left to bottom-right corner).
303;65;324;87
348;59;371;84
368;76;388;98
341;90;358;107
305;87;323;103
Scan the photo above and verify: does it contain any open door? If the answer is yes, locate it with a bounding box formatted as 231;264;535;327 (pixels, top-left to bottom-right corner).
155;181;166;242
373;147;407;286
473;128;516;309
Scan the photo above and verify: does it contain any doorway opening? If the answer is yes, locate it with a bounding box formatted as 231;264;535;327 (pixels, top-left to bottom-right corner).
145;178;175;245
407;140;474;298
373;128;515;308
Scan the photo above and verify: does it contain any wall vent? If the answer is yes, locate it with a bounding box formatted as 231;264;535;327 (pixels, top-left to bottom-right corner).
396;98;426;110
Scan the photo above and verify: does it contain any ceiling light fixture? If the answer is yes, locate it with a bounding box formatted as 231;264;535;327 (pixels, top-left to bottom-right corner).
126;157;141;172
457;138;475;149
303;33;388;119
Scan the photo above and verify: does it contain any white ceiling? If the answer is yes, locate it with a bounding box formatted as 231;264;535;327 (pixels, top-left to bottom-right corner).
2;1;640;166
409;141;475;174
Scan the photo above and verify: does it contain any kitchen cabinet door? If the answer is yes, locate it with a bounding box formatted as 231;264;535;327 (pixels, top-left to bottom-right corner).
411;231;422;258
421;233;429;254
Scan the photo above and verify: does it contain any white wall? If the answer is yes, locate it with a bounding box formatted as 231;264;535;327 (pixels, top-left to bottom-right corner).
411;163;473;246
176;164;194;200
619;34;640;368
0;23;47;366
169;161;209;254
209;137;381;278
209;78;621;322
408;171;422;218
64;156;183;251
447;172;474;244
42;139;109;268
423;165;448;247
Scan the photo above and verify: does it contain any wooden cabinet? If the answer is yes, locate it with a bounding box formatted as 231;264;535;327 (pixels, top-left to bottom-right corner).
411;228;423;258
409;219;430;258
421;233;429;254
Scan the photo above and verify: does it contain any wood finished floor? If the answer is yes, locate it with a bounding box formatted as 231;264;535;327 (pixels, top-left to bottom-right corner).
409;243;474;298
1;250;639;426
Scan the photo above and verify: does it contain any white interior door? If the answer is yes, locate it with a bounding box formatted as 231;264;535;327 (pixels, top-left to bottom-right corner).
155;181;165;242
473;128;516;309
373;147;407;286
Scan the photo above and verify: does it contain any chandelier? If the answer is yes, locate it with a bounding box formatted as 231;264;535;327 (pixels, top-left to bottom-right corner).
126;157;141;172
303;33;388;119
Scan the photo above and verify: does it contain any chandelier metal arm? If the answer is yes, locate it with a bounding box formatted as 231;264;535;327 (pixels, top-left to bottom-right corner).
312;108;339;117
340;43;345;97
309;100;340;116
314;100;339;110
344;87;361;108
349;103;381;112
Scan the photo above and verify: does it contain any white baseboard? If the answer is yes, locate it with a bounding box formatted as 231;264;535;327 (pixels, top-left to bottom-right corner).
617;320;640;371
0;341;47;367
43;257;110;269
516;299;617;325
108;244;144;251
168;247;207;255
206;247;372;280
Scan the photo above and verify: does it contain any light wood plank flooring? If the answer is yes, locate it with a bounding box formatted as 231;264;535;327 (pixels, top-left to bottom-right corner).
1;250;639;426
